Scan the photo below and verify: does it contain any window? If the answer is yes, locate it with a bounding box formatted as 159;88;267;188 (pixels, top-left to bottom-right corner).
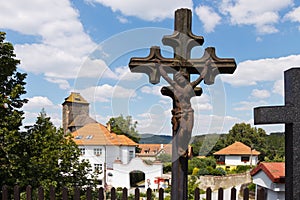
75;135;83;139
94;148;102;156
79;148;85;155
94;164;103;173
129;150;134;161
241;156;250;162
86;135;93;139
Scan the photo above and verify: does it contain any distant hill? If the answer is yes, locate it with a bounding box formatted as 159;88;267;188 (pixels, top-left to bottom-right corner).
139;134;172;144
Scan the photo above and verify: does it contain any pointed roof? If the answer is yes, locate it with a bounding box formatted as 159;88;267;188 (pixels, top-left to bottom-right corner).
251;162;285;183
71;122;137;146
63;92;89;104
68;114;97;128
213;141;260;156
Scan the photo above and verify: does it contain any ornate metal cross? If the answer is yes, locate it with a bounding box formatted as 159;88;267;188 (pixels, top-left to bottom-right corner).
129;8;236;200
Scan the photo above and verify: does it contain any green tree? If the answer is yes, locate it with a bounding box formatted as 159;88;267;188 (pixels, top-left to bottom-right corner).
21;110;95;191
107;115;140;143
217;123;267;160
0;32;27;186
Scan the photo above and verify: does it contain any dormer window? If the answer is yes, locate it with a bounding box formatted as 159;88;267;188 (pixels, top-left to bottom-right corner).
75;135;83;139
86;135;93;139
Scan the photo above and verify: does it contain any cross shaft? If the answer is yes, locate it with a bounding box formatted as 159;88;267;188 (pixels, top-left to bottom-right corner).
254;68;300;200
128;8;237;200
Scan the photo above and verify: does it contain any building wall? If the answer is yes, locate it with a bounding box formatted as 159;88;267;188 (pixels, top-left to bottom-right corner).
78;144;137;185
225;155;258;166
112;157;163;189
62;102;89;133
253;171;285;200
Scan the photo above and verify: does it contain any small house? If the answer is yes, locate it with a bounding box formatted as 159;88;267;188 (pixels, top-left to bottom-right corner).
136;144;172;161
213;141;260;170
250;162;285;200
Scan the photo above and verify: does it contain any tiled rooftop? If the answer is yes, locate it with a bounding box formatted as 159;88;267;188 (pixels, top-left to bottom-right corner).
251;162;285;183
71;123;137;146
213;141;260;156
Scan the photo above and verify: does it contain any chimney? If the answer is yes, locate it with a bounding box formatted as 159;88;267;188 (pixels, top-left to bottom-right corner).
107;123;112;132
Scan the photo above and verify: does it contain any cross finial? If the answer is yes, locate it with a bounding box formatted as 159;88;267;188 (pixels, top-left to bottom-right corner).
163;8;204;60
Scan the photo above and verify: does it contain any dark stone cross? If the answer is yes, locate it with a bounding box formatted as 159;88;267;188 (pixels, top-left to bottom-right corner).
129;8;236;200
254;68;300;200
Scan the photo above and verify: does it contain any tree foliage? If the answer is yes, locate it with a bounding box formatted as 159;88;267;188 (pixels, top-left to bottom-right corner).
191;123;284;162
0;32;27;186
107;115;140;143
20;110;95;190
0;32;95;193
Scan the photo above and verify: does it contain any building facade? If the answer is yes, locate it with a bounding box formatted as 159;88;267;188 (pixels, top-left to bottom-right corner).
63;93;163;188
213;141;260;170
251;162;285;200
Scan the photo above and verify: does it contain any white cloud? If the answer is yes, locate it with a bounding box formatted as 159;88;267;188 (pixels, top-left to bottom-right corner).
272;79;284;96
251;89;271;99
234;100;268;111
77;84;137;103
23;96;58;110
117;16;129;24
220;0;293;34
191;94;213;111
114;66;143;81
0;0;97;87
284;6;300;23
85;0;193;21
140;85;162;96
45;78;70;90
195;5;221;32
222;54;300;86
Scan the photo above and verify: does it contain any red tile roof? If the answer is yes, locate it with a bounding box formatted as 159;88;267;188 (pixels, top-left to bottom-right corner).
71;123;137;146
251;162;285;183
213;141;260;156
137;144;172;156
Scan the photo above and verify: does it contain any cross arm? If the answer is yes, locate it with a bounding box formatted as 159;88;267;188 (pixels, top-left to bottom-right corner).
128;46;177;84
254;106;295;124
187;47;236;85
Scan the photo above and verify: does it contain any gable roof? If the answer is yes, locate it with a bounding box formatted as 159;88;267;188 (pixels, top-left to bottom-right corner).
213;141;260;156
251;162;285;183
71;123;137;146
63;92;89;104
68;114;97;128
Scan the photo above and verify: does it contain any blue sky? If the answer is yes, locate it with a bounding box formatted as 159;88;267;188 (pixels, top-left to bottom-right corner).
1;0;300;136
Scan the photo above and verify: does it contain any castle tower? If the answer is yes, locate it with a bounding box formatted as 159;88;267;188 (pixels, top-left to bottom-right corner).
62;92;95;133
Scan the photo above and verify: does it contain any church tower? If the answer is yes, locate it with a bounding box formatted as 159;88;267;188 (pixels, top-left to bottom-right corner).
62;92;95;134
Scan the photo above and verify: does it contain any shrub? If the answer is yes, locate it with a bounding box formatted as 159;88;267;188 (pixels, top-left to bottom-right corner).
192;167;199;175
197;168;210;176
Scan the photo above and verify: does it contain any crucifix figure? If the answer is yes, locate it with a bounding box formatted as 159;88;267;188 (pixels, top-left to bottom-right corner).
254;68;300;200
158;61;209;157
129;8;236;200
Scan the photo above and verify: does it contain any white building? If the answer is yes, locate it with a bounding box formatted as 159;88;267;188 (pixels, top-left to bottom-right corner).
251;162;285;200
63;93;163;188
213;141;260;170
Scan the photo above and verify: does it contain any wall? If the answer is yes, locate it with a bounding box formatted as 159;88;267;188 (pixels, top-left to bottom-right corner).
198;172;252;191
112;157;163;189
225;155;259;166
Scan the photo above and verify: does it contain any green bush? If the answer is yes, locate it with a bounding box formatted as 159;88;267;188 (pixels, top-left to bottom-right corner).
192;167;199;175
235;165;251;173
163;162;172;173
211;167;226;176
248;183;256;192
197;168;210;176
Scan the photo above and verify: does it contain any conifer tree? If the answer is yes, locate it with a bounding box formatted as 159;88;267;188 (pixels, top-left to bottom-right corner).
0;32;27;186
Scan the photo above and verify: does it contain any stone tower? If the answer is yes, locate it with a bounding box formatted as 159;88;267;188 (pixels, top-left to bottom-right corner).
62;92;95;134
